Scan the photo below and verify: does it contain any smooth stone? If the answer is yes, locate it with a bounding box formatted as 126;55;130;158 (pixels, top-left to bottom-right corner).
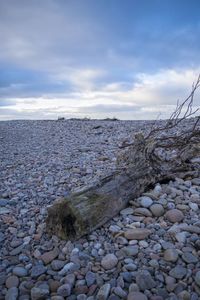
77;295;87;300
51;260;66;271
165;209;184;223
195;271;200;287
164;249;179;262
139;196;153;208
116;236;128;245
136;270;156;291
120;208;134;215
177;291;190;300
12;267;28;277
127;292;148;300
0;199;9;206
169;266;187;279
40;247;59;265
124;228;151;240
31;286;49;300
59;262;80;275
150;204;165;217
5;287;18;300
182;252;198;264
114;286;127;299
96;283;111;300
10;244;24;256
189;203;199;211
51;297;65;300
133;208;152;217
101;254;118;270
86;271;96;287
57;284;72;297
0;207;10;214
122;246;139;256
6;275;19;288
175;232;187;243
31;265;46;278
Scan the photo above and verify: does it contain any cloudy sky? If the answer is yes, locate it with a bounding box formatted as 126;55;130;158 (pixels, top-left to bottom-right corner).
0;0;200;120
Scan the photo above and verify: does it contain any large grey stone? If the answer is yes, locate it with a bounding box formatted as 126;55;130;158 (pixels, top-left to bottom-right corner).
101;254;118;270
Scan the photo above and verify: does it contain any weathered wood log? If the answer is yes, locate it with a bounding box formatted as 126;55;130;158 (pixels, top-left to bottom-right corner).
46;132;200;240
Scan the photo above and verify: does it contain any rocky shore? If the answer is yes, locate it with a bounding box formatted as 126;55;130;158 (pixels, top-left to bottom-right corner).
0;119;200;300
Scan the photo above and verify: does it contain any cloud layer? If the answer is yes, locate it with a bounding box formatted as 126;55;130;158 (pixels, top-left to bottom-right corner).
0;0;200;120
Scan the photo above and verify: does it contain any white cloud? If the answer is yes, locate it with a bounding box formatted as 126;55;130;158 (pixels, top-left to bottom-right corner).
1;68;199;120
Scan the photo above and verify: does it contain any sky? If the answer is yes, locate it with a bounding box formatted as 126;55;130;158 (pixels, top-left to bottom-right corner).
0;0;200;120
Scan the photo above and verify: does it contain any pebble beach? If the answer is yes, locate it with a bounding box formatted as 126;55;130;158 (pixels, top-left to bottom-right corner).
0;119;200;300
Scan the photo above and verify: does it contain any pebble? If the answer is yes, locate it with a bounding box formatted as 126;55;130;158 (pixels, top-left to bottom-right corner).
195;271;200;287
165;209;184;223
101;254;118;270
96;283;111;300
150;204;165;217
12;266;28;277
127;292;148;300
124;228;151;240
5;276;19;288
0;119;200;298
164;249;179;262
139;196;153;208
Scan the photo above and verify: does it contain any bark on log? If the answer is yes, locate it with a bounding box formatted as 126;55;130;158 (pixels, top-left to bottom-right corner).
46;132;200;240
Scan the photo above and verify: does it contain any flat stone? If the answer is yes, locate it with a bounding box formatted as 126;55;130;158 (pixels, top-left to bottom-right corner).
57;284;72;297
133;208;152;217
122;246;139;256
58;262;80;275
165;209;184;223
101;254;118;270
51;260;66;271
169;266;187;279
31;265;46;278
182;252;198;264
12;266;28;277
40;247;59;265
189;203;199;211
96;283;111;300
0;199;9;206
10;244;24;256
31;286;49;300
5;287;18;300
136;270;156;291
175;232;187;243
114;286;127;299
150;204;165;217
124;228;151;240
120;208;134;215
86;271;96;287
6;275;19;288
0;207;10;214
139;196;153;208
164;249;179;262
127;292;148;300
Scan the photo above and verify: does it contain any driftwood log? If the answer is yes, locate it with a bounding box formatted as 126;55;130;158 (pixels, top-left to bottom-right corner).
46;129;200;240
46;76;200;240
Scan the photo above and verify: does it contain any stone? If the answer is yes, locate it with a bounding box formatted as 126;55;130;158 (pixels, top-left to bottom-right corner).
40;247;59;265
6;275;19;288
51;260;66;271
114;286;127;299
96;283;111;300
58;262;80;275
136;270;156;291
195;271;200;287
86;271;96;286
124;228;151;240
182;252;198;264
175;232;187;243
5;287;18;300
127;292;148;300
133;208;152;217
77;295;87;300
31;286;49;300
150;204;165;217
139;196;153;208
57;284;72;297
122;246;139;256
169;266;187;279
120;207;134;215
189;203;199;211
165;209;184;223
31;265;46;278
164;249;179;262
101;254;118;270
12;266;28;277
10;244;24;256
177;291;190;300
0;207;10;214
